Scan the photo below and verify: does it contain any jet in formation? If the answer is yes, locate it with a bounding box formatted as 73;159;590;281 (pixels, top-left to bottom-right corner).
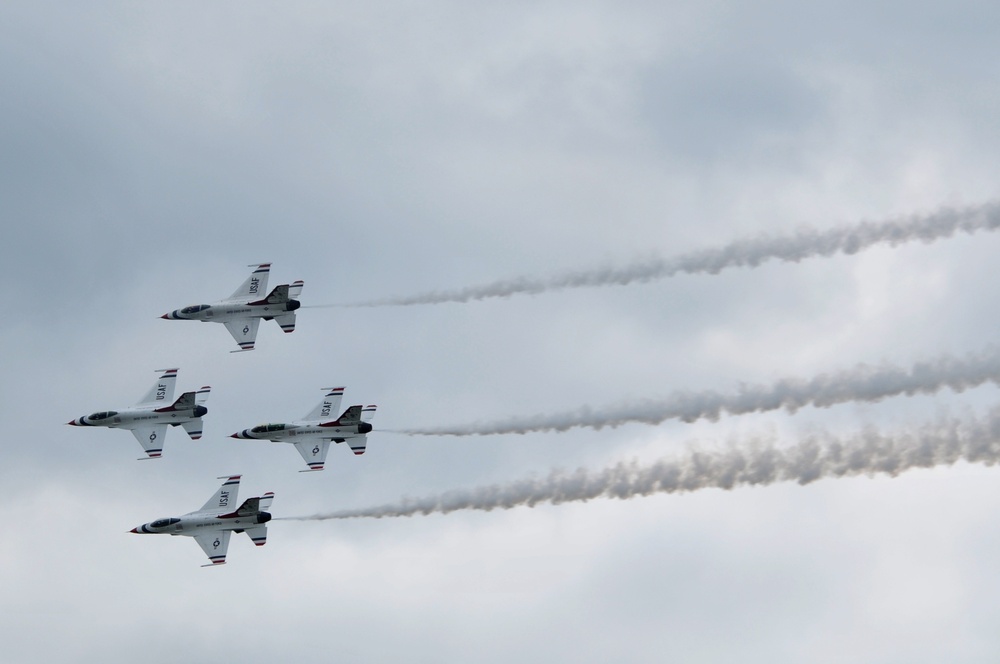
231;387;376;471
161;263;303;352
130;475;273;566
68;368;210;459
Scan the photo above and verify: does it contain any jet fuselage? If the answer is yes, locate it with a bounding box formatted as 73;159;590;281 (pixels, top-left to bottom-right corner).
232;420;372;442
69;404;208;429
162;298;300;323
131;510;272;536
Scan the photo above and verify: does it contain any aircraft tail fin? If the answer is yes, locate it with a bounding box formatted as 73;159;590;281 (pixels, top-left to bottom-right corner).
220;497;260;518
337;405;363;425
251;284;289;305
156;391;196;413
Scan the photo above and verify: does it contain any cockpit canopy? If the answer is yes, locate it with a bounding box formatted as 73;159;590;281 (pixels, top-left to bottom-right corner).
88;411;118;420
150;518;181;528
251;423;287;434
180;304;211;315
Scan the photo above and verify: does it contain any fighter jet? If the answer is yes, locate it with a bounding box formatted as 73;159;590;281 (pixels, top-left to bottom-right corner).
161;263;303;352
68;368;210;459
130;475;273;567
230;387;376;471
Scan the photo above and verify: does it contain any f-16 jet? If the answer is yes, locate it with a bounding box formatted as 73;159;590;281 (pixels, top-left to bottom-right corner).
130;475;273;567
161;263;303;352
68;368;210;459
230;387;376;471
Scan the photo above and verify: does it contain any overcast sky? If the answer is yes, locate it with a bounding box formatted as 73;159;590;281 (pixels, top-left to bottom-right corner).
4;2;1000;662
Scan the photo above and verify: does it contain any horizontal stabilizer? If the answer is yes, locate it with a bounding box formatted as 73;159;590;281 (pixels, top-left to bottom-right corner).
275;312;296;333
258;492;275;512
347;434;368;455
288;280;304;300
361;405;377;422
195;386;211;405
181;418;204;440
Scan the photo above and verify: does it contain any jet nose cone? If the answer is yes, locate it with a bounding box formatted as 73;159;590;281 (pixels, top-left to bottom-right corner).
129;527;139;533
67;419;79;426
160;313;169;319
230;431;243;438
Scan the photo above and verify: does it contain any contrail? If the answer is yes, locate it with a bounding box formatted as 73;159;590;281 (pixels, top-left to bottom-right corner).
391;347;1000;436
280;406;1000;521
325;202;1000;307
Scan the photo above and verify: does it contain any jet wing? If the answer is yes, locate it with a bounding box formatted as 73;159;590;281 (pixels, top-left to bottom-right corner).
224;318;260;351
200;475;241;512
303;387;345;421
130;424;167;459
294;439;331;471
136;368;178;407
194;531;231;566
229;263;270;301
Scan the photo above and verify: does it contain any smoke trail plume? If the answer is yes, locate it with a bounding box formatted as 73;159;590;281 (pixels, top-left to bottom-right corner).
392;347;1000;436
281;406;1000;521
333;202;1000;307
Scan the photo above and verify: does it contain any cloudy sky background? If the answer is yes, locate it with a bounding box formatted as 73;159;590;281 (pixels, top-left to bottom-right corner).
4;1;1000;661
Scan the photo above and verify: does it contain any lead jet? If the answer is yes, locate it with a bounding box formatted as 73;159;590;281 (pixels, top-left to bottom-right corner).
130;475;274;567
161;263;304;352
67;368;210;459
230;387;376;471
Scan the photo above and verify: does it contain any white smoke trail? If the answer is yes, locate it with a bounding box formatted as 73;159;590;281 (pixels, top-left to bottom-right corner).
280;406;1000;521
391;347;1000;436
327;202;1000;307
